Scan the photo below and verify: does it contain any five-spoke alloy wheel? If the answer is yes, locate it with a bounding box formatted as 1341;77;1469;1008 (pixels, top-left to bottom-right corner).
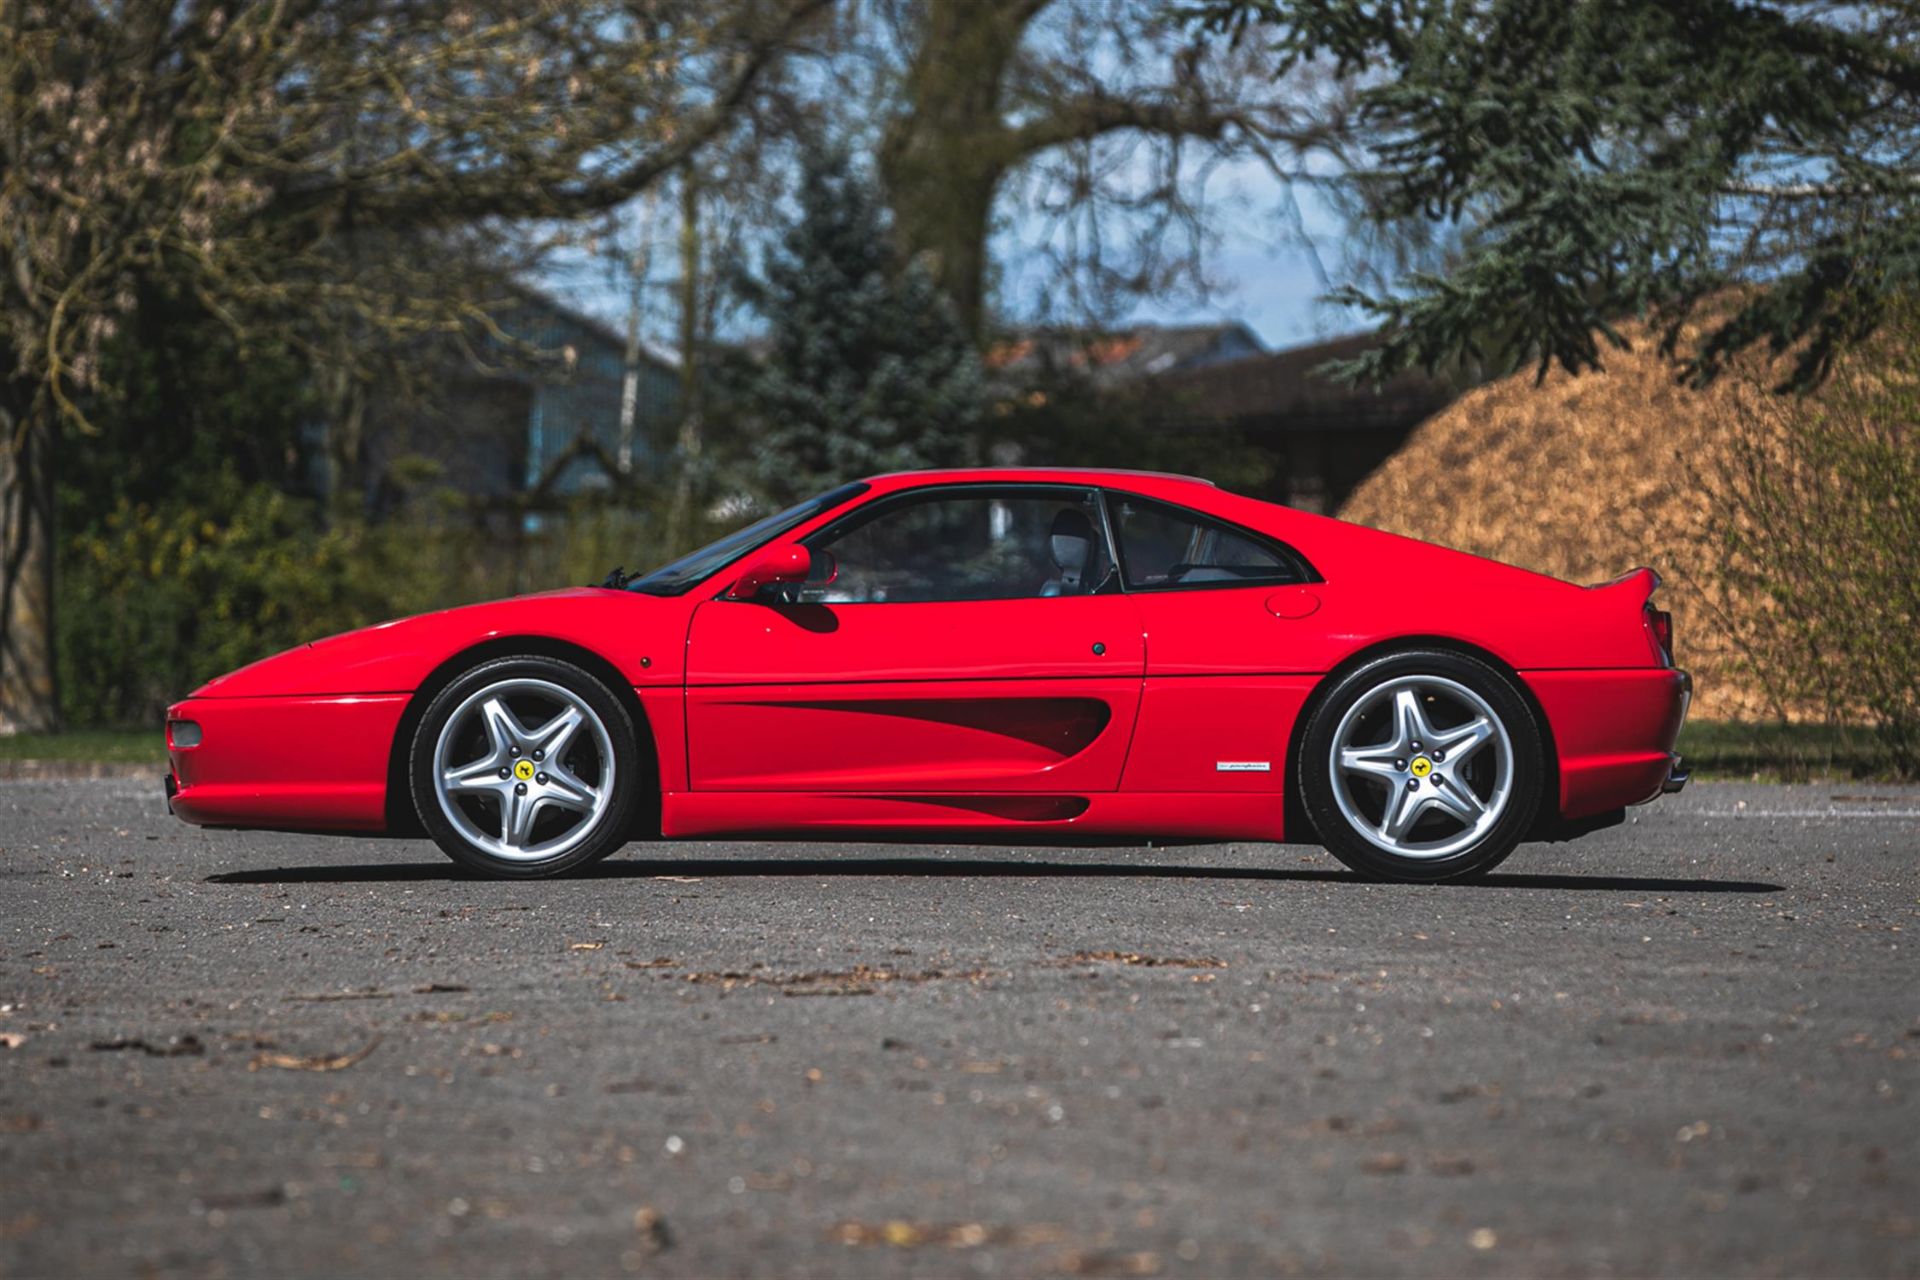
1299;649;1543;882
411;655;641;877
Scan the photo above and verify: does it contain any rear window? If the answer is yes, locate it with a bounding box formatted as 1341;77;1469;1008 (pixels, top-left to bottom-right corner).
1106;493;1311;591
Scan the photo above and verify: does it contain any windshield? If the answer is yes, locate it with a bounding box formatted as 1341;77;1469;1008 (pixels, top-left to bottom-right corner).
625;482;870;596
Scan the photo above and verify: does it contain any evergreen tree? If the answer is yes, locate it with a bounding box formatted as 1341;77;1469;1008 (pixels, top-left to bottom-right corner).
1191;0;1920;390
733;147;984;505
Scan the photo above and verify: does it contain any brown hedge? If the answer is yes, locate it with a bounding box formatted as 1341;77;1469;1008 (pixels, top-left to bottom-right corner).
1337;324;1785;720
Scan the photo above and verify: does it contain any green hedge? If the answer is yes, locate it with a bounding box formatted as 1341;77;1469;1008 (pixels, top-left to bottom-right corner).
58;479;426;725
56;477;685;728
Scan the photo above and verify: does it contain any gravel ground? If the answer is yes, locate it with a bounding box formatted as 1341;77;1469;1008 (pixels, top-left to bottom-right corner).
2;779;1916;1278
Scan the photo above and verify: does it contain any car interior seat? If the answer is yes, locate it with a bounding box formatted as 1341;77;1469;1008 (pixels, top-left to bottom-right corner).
1042;507;1097;596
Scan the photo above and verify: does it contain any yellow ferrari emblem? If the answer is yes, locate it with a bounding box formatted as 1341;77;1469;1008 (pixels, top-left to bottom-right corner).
514;759;536;782
1409;756;1433;779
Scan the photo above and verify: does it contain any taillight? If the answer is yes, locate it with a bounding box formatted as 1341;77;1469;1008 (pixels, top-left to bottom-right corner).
1646;606;1674;665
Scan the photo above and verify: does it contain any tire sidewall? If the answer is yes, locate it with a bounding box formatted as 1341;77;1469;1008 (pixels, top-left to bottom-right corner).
1299;649;1544;882
410;655;639;878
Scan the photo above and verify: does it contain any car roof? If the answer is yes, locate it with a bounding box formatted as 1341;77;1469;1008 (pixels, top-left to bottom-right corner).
857;467;1219;496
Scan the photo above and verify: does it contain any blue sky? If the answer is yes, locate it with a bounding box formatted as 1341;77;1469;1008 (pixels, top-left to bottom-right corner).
1115;240;1360;348
547;157;1370;357
1018;152;1371;348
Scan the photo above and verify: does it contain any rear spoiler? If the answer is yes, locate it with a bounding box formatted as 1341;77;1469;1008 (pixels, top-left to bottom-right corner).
1585;566;1660;603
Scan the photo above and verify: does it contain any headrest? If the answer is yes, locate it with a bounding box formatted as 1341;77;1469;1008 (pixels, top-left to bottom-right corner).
1049;508;1096;574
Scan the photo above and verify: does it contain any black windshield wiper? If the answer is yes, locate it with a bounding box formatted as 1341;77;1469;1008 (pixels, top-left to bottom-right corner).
599;566;633;589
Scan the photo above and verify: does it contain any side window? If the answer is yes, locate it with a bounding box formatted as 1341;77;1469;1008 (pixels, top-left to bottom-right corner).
1108;493;1305;591
805;487;1113;603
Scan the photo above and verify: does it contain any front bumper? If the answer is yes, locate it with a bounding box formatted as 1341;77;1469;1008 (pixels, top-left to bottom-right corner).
165;693;407;831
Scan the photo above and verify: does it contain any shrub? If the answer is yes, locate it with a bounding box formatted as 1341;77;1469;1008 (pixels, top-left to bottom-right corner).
58;478;423;725
1698;301;1920;776
57;476;694;727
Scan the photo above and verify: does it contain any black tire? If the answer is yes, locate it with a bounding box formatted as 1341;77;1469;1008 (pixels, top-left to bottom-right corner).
1298;648;1544;883
409;655;641;878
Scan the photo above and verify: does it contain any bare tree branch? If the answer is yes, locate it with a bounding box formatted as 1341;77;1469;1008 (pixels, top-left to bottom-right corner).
1001;89;1332;161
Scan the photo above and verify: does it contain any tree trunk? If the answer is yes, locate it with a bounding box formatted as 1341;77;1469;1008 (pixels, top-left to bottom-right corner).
882;143;999;338
0;400;59;733
878;0;1038;338
321;362;371;524
666;167;703;553
617;189;659;476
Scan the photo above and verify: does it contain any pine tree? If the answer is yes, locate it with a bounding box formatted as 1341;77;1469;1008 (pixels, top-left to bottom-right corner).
1191;0;1920;390
733;147;983;505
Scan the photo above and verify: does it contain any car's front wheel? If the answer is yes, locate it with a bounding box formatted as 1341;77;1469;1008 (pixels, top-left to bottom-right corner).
1298;649;1544;882
410;655;640;877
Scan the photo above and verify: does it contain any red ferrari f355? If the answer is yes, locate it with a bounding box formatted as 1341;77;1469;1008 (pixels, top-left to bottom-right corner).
165;469;1690;881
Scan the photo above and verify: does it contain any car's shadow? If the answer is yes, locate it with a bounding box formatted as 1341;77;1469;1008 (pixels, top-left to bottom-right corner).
206;854;1784;895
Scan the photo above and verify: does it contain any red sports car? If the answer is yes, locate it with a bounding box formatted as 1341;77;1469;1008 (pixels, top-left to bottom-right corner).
165;468;1690;882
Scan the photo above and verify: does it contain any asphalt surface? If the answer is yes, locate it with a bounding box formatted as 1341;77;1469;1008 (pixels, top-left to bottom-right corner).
2;779;1916;1279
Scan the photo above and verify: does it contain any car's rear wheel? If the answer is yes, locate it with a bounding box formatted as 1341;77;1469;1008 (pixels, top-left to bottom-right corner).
410;655;640;878
1299;649;1544;882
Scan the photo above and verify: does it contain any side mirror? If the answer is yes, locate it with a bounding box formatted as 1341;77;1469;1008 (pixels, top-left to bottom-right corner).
726;544;814;601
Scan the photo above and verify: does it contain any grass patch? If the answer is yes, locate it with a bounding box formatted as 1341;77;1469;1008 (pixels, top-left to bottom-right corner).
0;729;166;765
1678;720;1900;782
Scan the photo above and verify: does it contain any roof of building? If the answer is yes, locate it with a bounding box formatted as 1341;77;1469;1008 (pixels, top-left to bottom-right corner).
1145;332;1454;432
503;283;680;373
985;322;1264;386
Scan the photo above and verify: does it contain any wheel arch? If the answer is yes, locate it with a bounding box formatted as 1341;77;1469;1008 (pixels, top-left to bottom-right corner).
1281;635;1563;842
383;636;661;837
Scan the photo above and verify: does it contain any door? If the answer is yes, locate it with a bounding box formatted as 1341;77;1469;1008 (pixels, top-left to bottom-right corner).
1101;489;1323;793
685;485;1145;792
